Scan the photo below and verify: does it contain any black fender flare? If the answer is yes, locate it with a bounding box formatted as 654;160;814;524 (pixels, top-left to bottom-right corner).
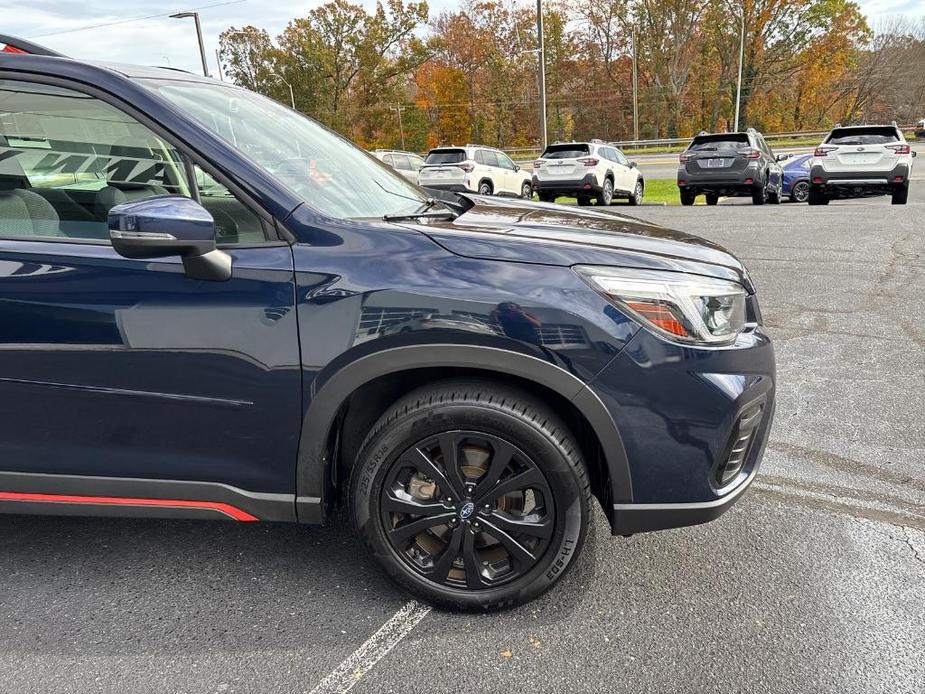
294;344;632;522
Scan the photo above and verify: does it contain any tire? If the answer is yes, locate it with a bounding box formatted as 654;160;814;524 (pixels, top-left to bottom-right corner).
351;380;591;611
597;178;614;206
768;187;780;204
680;189;696;206
790;180;810;203
891;182;909;205
751;184;767;205
705;193;719;206
628;180;643;206
538;192;556;203
577;195;593;206
478;181;493;196
521;182;534;200
807;185;828;205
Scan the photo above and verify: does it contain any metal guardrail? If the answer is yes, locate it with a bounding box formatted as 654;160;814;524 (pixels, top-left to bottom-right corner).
500;125;919;158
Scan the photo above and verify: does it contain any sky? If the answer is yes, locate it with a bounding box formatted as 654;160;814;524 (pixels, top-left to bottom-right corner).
5;0;924;77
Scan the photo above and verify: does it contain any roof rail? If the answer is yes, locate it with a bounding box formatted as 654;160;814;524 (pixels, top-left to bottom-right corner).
0;34;66;57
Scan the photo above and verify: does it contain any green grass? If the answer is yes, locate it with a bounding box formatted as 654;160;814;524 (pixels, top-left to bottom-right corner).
546;178;682;206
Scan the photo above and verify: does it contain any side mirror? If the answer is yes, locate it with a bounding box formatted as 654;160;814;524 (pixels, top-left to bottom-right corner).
629;161;637;169
776;153;791;162
912;151;918;158
109;195;231;281
514;164;520;171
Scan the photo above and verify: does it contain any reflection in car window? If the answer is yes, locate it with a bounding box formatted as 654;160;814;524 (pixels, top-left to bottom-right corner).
0;79;189;241
149;79;426;220
827;127;900;145
481;150;499;167
689;135;750;151
426;149;466;165
542;144;590;159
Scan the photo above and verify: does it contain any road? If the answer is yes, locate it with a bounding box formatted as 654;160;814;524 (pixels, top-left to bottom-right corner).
1;190;923;693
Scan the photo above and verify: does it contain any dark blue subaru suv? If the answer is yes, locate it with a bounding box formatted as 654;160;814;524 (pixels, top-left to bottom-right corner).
0;38;775;610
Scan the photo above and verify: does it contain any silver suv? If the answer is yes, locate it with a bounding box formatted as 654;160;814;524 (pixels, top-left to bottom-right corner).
418;145;533;198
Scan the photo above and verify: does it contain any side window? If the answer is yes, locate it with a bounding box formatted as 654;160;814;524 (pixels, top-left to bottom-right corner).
474;150;486;166
0;79;190;241
382;154;395;167
481;150;499;168
408;155;424;172
497;153;516;170
392;154;411;171
612;148;629;166
194;166;267;245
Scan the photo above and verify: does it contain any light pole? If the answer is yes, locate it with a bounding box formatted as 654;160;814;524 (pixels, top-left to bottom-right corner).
535;0;547;150
733;5;745;131
170;11;209;77
631;26;639;142
273;72;296;109
391;106;406;150
214;48;224;81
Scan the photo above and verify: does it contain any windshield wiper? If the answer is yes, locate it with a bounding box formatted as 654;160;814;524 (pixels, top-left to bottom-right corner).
383;198;458;222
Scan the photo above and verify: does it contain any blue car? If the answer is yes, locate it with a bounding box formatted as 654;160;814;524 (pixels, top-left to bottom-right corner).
0;37;775;610
781;154;812;202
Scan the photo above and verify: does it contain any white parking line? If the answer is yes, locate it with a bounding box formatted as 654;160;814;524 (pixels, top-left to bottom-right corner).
308;600;432;694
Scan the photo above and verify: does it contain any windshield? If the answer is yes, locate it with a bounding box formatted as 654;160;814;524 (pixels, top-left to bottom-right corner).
541;144;590;159
146;79;427;219
425;149;466;165
827;127;899;145
689;135;749;151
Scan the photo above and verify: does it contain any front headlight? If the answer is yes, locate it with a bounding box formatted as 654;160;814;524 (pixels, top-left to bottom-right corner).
575;266;748;346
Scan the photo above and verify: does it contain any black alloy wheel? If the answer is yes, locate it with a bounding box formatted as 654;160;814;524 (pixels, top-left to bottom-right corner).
478;181;493;196
378;431;554;592
351;381;590;610
790;180;810;203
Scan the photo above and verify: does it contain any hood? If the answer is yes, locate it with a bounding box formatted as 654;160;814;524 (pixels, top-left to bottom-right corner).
403;194;752;290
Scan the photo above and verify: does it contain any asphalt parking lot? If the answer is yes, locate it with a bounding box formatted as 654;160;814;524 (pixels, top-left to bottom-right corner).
2;188;923;694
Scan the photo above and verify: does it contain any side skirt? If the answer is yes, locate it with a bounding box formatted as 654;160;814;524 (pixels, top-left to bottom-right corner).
0;471;301;523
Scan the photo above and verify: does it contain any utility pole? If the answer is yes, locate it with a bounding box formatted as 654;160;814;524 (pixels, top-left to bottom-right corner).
214;49;224;81
391;106;406;150
170;11;210;77
272;73;295;109
631;27;639;142
734;5;745;131
536;0;547;150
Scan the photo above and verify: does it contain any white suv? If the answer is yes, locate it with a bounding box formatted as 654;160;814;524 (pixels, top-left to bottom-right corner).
371;149;425;182
809;123;916;205
532;140;644;206
418;145;533;198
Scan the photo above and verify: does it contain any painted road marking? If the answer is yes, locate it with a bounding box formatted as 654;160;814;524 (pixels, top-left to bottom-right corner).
308;600;432;694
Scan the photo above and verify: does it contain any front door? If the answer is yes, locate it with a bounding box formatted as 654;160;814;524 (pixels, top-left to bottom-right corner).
0;78;301;495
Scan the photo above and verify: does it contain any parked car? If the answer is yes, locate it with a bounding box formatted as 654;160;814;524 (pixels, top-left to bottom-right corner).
417;145;532;199
532;140;644;206
914;118;925;140
677;128;784;206
809;123;916;205
781;154;812;202
371;149;425;182
0;37;775;611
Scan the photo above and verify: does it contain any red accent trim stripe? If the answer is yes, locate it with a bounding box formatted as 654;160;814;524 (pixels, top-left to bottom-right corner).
0;491;258;521
2;44;29;54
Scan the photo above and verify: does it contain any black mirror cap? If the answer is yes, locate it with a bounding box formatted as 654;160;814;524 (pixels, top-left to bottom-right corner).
109;195;231;280
629;161;637;168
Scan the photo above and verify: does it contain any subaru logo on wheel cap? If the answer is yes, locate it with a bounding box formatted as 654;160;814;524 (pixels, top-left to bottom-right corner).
459;501;475;520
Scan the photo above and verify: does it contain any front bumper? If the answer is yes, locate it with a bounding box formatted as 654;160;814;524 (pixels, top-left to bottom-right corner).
588;321;776;535
532;173;602;196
